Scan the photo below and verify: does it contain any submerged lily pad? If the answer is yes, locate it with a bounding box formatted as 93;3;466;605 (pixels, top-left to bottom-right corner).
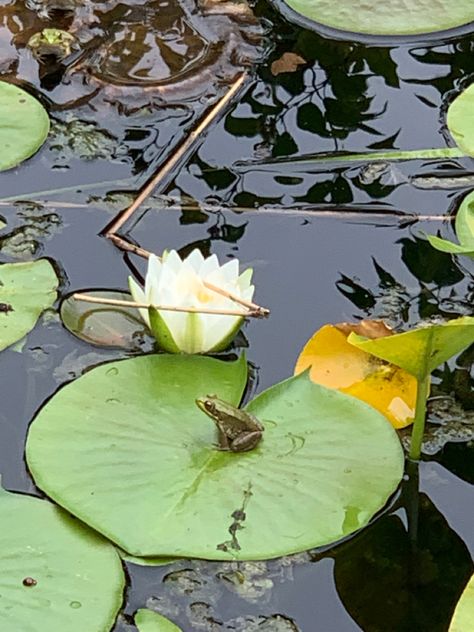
0;81;50;171
447;84;474;158
0;259;58;352
60;290;151;350
280;0;474;36
26;355;403;560
0;487;124;631
135;609;182;632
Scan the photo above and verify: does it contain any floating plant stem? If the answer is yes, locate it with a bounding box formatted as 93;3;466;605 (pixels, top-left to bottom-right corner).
234;147;466;174
0;177;137;203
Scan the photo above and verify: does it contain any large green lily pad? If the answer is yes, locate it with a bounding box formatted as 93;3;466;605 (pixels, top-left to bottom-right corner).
447;84;474;158
26;356;404;560
0;81;50;171
135;609;183;632
0;259;58;352
280;0;474;36
0;487;124;631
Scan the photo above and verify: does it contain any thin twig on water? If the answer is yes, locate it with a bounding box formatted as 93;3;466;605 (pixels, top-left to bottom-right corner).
73;292;263;318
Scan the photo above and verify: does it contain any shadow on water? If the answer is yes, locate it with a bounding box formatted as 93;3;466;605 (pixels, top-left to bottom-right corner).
0;0;473;630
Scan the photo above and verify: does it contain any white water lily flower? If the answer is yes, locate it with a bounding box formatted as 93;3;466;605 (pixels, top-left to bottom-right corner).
129;249;255;354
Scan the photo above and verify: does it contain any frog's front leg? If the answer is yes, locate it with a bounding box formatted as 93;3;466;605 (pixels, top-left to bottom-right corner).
214;425;231;451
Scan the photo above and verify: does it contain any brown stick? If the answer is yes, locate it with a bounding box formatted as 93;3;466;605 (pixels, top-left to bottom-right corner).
203;280;269;316
73;292;259;317
107;233;153;259
105;73;249;237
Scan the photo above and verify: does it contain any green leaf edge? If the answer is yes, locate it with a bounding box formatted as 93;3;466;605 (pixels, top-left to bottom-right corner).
426;234;474;257
0;81;50;172
135;609;183;632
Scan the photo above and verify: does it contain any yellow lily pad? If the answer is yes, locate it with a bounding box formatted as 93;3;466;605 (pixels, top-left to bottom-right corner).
295;321;417;429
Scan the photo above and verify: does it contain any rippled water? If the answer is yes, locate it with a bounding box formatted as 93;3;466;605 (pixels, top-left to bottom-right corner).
0;1;473;630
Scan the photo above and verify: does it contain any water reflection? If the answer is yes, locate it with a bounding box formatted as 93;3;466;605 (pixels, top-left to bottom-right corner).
170;19;474;213
0;0;266;193
332;488;472;632
1;0;265;108
337;232;472;326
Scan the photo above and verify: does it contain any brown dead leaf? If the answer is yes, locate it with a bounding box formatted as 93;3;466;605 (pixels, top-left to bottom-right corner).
271;52;306;76
335;319;393;339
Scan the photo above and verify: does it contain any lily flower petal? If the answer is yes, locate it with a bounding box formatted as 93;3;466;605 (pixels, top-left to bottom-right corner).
128;276;150;327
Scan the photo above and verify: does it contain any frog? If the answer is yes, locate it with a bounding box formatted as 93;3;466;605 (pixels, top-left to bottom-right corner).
27;29;77;61
196;395;264;452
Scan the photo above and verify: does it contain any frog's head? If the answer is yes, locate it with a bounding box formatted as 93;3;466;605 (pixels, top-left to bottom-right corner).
42;29;67;44
27;28;76;56
195;395;218;417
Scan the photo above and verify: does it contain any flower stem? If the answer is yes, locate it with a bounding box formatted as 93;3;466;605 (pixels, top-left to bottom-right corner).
405;459;420;545
409;376;430;461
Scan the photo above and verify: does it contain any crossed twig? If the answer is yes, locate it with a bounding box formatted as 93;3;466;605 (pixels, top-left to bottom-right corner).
74;73;270;319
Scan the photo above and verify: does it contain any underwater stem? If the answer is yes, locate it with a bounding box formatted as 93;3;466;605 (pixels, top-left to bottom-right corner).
409;376;430;461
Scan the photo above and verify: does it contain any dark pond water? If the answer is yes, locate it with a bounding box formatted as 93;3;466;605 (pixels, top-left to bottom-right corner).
0;1;473;630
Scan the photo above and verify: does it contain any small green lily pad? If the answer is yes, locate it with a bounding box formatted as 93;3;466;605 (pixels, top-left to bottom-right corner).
0;81;50;171
26;355;403;560
280;0;474;36
449;574;474;632
0;259;58;352
135;609;183;632
0;487;124;631
447;84;474;158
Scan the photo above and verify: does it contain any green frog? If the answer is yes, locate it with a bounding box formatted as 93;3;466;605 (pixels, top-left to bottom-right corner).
27;29;77;60
196;396;264;452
